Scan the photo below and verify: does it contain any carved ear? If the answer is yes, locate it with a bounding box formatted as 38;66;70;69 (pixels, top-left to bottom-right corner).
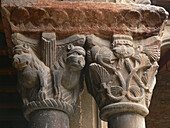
67;44;74;50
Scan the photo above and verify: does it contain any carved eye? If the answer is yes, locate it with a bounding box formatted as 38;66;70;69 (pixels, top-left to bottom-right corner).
73;52;79;55
23;44;29;49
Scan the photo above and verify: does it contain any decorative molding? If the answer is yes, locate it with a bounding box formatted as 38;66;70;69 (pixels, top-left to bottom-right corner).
1;0;151;6
115;0;151;4
1;2;168;48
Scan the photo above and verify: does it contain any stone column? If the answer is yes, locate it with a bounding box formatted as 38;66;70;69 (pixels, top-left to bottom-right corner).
1;0;168;128
84;4;168;128
29;110;69;128
11;33;86;128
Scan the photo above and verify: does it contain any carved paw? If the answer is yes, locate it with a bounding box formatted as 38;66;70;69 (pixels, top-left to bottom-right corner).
37;90;47;101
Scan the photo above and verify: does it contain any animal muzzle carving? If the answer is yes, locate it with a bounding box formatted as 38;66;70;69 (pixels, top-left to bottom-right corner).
13;54;31;70
113;46;134;58
66;55;85;71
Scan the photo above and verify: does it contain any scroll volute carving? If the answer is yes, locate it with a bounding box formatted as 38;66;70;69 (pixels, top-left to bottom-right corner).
85;34;161;121
12;33;86;119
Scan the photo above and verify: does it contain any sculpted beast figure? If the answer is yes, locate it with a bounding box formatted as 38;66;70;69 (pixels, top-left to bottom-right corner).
13;44;50;105
53;44;86;105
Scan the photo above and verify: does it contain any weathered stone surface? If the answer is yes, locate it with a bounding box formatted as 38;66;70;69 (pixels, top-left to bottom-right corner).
1;1;168;48
146;21;170;128
29;110;69;128
70;86;99;128
161;20;170;48
146;72;170;128
12;33;86;125
85;33;166;128
1;0;169;128
108;113;145;128
111;0;151;4
1;0;151;5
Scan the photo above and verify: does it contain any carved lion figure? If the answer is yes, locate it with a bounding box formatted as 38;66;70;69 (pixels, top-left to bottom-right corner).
62;44;86;89
53;44;86;105
13;44;50;105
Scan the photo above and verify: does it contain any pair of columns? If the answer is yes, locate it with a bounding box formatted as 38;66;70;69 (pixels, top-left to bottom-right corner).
1;0;169;128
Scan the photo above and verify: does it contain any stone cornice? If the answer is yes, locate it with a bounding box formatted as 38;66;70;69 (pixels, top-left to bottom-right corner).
1;1;168;48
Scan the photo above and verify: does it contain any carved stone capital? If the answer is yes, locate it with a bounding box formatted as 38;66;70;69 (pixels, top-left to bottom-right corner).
11;33;86;121
85;34;166;127
1;0;168;128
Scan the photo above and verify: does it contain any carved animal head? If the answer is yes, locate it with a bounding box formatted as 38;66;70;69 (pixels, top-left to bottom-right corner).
112;35;135;58
66;44;86;71
13;44;32;70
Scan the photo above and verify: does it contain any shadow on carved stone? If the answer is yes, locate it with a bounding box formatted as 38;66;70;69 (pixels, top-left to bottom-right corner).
85;34;165;128
12;33;86;128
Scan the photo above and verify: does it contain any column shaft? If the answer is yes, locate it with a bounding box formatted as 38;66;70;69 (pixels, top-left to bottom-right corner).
29;110;69;128
108;113;145;128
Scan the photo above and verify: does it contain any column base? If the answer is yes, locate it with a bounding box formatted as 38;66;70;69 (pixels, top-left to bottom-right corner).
108;113;145;128
29;110;69;128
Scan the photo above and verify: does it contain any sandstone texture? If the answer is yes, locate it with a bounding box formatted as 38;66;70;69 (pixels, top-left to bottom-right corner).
1;1;168;48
